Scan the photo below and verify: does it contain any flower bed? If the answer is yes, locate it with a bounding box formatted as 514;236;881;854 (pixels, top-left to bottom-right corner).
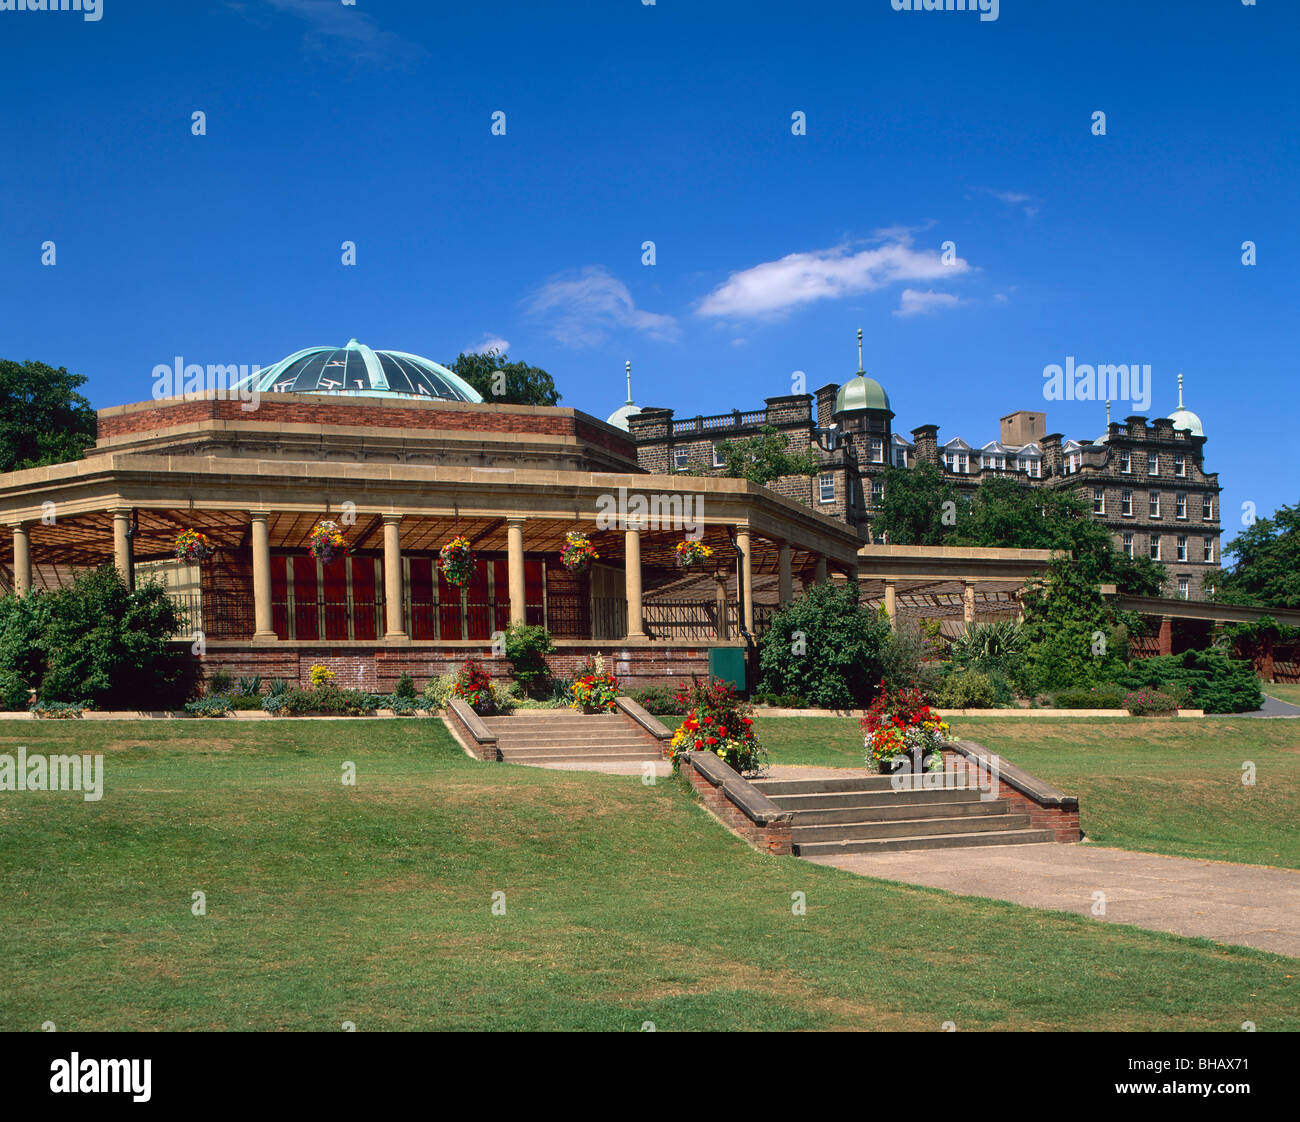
861;682;949;773
569;655;619;712
666;677;763;775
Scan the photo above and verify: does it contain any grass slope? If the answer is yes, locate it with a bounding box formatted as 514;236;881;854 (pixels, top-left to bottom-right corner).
755;716;1300;869
0;719;1295;1031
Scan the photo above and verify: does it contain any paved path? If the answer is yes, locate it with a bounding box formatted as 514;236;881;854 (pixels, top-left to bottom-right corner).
1244;694;1300;718
806;843;1300;957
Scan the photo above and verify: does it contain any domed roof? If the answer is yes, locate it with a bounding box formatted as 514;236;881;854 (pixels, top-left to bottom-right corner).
835;374;891;414
1167;374;1204;437
606;403;643;431
239;340;482;402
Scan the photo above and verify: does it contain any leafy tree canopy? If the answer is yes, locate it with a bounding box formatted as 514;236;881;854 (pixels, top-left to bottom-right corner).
0;358;98;473
1216;502;1300;609
443;349;561;407
711;425;821;486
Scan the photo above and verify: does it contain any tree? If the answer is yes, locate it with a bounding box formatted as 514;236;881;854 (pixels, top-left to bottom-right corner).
758;582;891;708
1018;556;1128;692
1216;502;1300;608
871;463;963;546
712;426;820;486
0;358;98;473
443;349;561;406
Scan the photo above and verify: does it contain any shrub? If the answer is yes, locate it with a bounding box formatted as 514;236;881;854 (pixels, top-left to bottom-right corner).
0;666;30;711
186;695;234;718
667;677;764;775
229;694;263;711
1124;686;1192;715
237;675;262;698
627;685;680;715
308;664;336;689
208;669;235;696
453;658;497;714
1118;650;1262;714
423;673;456;711
758;582;891;709
0;591;48;703
879;622;945;701
278;685;375;716
753;691;809;709
1051;683;1128;709
394;671;417;700
31;699;86;719
504;623;555;697
37;567;195;709
1018;558;1127;692
937;669;997;710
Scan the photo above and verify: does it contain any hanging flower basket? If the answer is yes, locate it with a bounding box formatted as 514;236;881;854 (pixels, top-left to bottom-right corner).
308;520;347;564
439;535;475;588
174;529;215;565
675;539;714;569
560;530;598;573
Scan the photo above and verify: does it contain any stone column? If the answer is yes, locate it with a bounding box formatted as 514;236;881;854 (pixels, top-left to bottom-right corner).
383;515;407;640
1158;616;1173;657
884;580;897;627
11;523;31;596
250;513;277;641
507;517;527;627
737;526;754;634
625;528;645;639
777;542;793;604
814;554;828;585
715;574;730;639
112;509;133;588
963;581;976;625
1261;633;1275;683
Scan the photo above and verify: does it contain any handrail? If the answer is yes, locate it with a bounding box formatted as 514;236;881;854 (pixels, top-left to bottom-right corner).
615;695;672;741
682;752;792;827
948;739;1078;809
447;698;498;749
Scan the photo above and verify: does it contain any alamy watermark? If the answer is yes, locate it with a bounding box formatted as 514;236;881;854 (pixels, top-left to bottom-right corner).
152;357;261;411
0;747;103;801
891;0;999;22
595;486;704;537
1042;357;1151;411
0;0;103;21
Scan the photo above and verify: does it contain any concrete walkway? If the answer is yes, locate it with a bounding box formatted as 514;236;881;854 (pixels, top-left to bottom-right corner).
1245;694;1300;718
806;843;1300;957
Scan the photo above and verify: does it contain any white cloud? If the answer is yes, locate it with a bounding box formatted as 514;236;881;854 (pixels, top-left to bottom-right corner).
972;186;1041;218
465;336;511;356
697;240;970;319
894;289;961;318
234;0;423;65
525;266;678;348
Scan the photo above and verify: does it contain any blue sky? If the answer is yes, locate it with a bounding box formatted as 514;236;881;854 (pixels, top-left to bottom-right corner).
1;0;1296;540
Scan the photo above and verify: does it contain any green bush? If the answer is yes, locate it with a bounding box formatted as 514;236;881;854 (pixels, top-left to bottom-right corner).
31;699;86;719
504;623;555;697
627;686;680;715
0;592;48;703
36;567;196;708
1051;683;1127;709
1123;685;1193;715
186;695;234;718
758;583;891;709
879;623;946;702
0;666;30;711
1019;558;1128;692
278;685;376;716
1118;650;1263;714
229;694;263;711
394;671;417;700
237;675;262;698
753;691;809;709
938;670;997;709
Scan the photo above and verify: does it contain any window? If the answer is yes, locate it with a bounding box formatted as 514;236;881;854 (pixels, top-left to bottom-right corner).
1174;453;1186;478
1065;453;1081;474
1149;536;1161;561
1149;491;1160;518
869;437;884;464
673;448;688;470
893;447;908;467
1093;488;1105;515
1122;531;1134;557
1017;456;1040;478
982;453;1005;471
1177;535;1187;562
872;480;884;506
1147;452;1158;476
818;474;835;503
1120;449;1132;474
711;444;725;468
943;451;968;474
1178;578;1189;600
1202;495;1214;520
1176;493;1187;520
1121;490;1133;517
1203;537;1214;563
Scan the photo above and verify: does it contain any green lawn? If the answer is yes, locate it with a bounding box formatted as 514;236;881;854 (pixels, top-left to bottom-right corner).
754;715;1300;869
1264;682;1300;707
0;719;1296;1031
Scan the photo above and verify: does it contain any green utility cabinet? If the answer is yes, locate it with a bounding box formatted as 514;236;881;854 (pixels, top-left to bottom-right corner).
708;647;746;691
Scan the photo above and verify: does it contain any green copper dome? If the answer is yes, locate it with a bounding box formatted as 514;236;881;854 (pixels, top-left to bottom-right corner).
834;374;891;414
236;340;482;403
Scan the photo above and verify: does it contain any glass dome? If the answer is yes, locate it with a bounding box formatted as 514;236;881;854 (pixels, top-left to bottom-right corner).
239;340;482;402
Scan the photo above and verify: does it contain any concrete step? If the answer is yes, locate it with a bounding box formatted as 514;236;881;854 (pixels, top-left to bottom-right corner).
789;799;1009;826
490;735;650;748
756;775;931;795
766;788;985;811
500;744;659;759
502;750;661;765
792;812;1030;844
794;828;1056;856
481;715;625;726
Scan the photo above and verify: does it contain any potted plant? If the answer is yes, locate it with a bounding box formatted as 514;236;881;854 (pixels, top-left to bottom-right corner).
174;528;215;564
568;654;619;713
308;520;347;564
453;657;497;716
560;530;598;573
674;539;714;569
861;681;950;775
665;675;764;776
439;535;475;588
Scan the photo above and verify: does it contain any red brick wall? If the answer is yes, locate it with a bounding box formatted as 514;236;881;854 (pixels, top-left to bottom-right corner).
682;759;793;855
941;747;1081;842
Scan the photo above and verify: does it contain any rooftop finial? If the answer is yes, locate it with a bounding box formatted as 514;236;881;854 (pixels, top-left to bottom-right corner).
1177;372;1185;410
856;328;864;373
1105;399;1111;427
625;360;633;406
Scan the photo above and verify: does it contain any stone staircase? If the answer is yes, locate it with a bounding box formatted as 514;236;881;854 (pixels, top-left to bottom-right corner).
479;710;663;767
752;773;1056;855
